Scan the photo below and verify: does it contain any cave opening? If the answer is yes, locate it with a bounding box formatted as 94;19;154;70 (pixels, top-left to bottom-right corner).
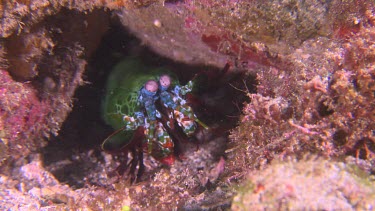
41;13;257;189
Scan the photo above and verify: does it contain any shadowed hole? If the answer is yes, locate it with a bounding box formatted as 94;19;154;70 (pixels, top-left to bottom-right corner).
41;15;256;188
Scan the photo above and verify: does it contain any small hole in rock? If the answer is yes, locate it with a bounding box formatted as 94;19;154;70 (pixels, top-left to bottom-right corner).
332;129;347;147
317;99;334;117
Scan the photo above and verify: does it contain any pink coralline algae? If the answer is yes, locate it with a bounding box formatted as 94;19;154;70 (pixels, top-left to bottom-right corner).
227;11;375;174
0;69;50;158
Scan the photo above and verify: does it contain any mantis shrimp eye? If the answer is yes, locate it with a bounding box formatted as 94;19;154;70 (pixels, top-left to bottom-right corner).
145;80;159;96
145;80;159;93
159;74;171;88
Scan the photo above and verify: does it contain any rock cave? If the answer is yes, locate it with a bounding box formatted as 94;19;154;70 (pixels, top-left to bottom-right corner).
1;1;375;210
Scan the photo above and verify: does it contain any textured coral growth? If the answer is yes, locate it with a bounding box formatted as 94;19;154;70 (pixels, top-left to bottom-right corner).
231;157;375;210
329;25;375;158
227;18;375;178
0;69;50;158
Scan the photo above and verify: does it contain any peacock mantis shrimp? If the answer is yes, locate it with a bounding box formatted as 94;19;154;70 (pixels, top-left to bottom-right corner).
101;58;207;182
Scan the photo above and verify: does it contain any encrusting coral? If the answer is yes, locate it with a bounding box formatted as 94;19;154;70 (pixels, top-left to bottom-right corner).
231;156;375;210
227;7;375;178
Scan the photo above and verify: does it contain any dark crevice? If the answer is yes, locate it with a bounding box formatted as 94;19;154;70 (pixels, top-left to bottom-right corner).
41;16;255;188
